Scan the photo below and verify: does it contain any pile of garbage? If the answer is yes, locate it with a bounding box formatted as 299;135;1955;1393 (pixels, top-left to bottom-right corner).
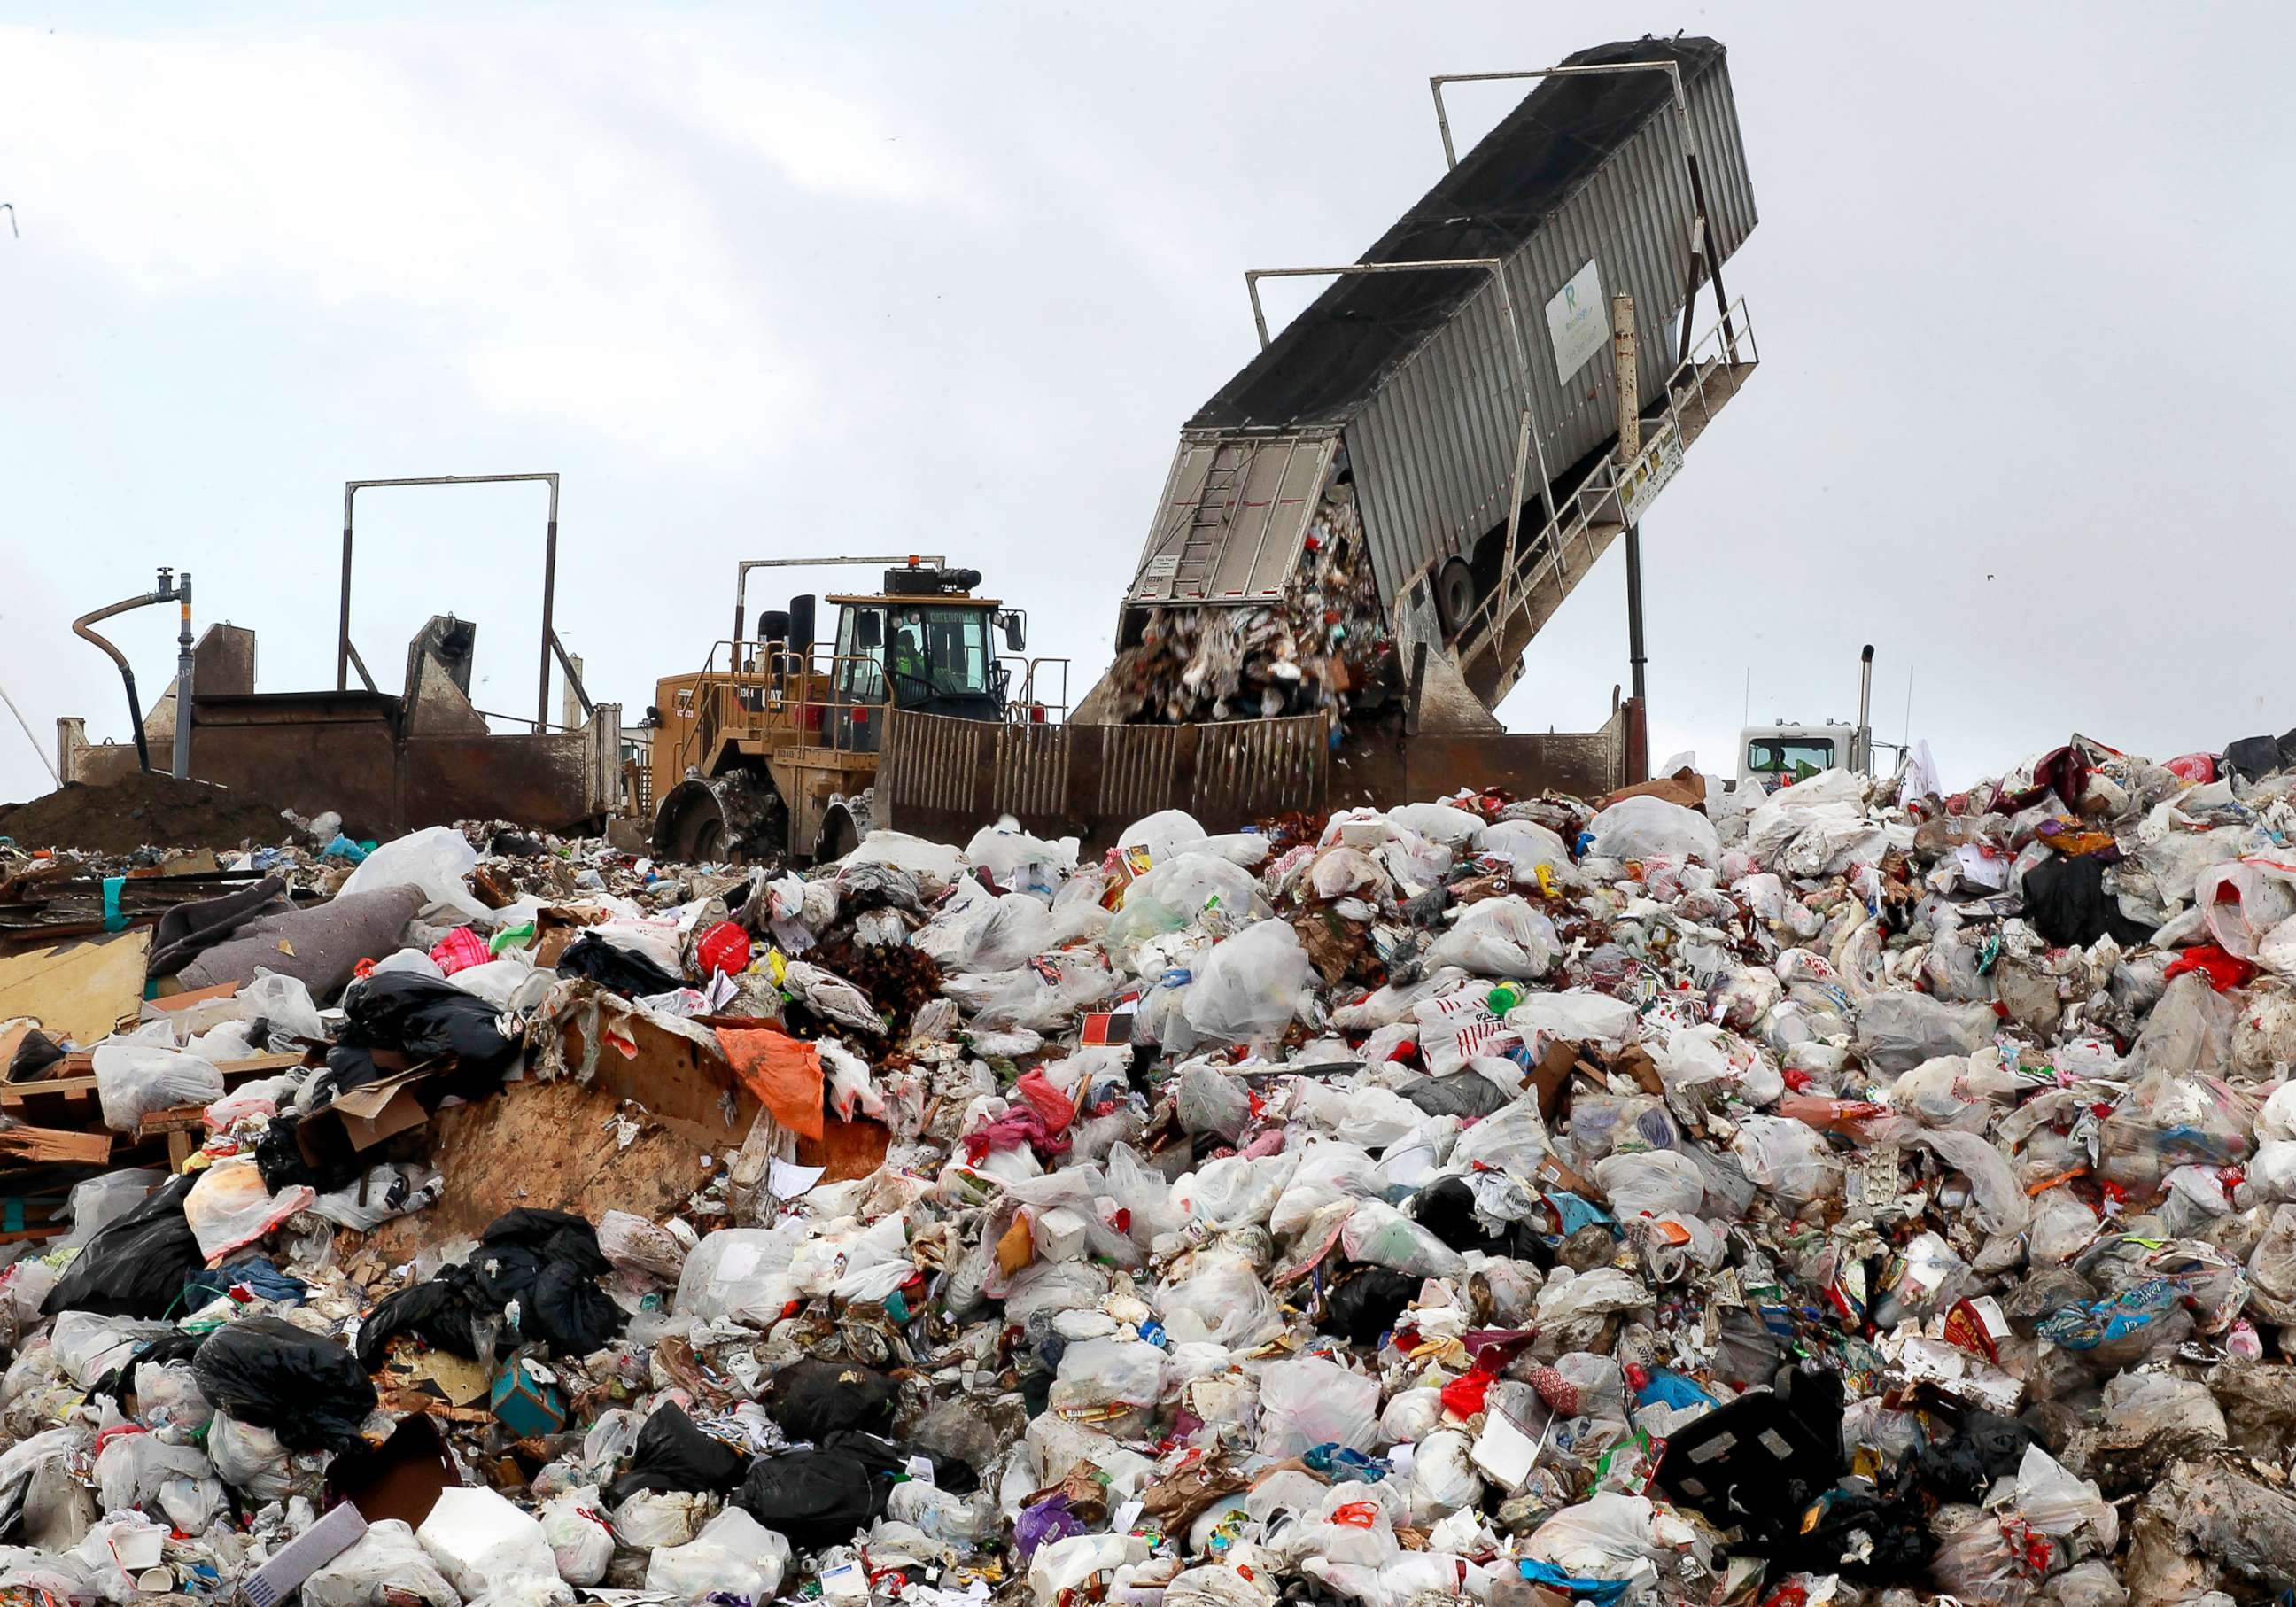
14;732;2296;1604
1100;466;1395;726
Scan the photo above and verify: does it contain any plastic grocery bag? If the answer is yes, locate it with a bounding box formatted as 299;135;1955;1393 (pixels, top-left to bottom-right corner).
1182;920;1310;1044
1424;897;1556;979
305;1519;461;1607
1729;1116;1842;1200
1120;808;1209;862
1853;991;1995;1075
1586;796;1719;863
1051;1339;1167;1414
92;1044;224;1133
339;824;485;921
1156;1254;1284;1349
539;1489;615;1586
1594;1151;1706;1220
1258;1356;1381;1456
645;1507;790;1600
673;1227;803;1322
182;1156;314;1263
1476;818;1570;879
1339;1199;1465;1278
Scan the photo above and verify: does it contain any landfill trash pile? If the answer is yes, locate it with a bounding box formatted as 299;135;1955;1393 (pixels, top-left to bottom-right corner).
1100;466;1396;726
10;735;2296;1603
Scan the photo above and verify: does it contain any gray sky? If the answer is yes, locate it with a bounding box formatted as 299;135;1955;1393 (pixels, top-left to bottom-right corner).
4;1;2292;807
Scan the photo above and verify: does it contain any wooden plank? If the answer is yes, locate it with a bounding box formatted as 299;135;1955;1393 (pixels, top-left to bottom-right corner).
0;1125;112;1165
0;1051;306;1108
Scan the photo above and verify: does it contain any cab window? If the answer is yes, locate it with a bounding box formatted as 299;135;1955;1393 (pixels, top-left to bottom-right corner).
834;607;888;703
1746;737;1834;780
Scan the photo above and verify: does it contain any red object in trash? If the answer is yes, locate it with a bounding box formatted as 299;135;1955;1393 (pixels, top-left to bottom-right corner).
696;920;752;977
1439;1368;1493;1417
2164;752;2218;784
2163;943;2258;991
429;926;488;976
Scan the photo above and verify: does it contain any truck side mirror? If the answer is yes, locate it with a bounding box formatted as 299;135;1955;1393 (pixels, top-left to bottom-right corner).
1000;610;1027;653
856;611;881;650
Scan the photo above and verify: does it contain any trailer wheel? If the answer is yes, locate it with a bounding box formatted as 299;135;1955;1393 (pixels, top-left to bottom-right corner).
1434;557;1477;635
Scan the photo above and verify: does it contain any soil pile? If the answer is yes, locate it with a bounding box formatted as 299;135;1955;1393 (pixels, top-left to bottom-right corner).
0;772;291;854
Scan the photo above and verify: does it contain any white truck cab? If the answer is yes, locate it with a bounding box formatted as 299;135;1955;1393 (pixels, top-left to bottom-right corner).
1736;722;1863;793
1730;647;1879;796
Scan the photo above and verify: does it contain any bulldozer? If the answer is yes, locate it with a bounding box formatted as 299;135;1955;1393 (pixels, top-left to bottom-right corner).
648;555;1042;862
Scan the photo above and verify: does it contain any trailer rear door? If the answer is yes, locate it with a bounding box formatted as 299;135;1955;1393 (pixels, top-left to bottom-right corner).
1125;432;1338;606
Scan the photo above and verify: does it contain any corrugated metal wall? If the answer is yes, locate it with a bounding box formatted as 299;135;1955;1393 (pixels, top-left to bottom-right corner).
1345;53;1756;602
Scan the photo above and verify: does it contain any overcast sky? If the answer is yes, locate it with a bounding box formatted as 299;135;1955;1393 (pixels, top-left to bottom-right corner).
4;2;2292;807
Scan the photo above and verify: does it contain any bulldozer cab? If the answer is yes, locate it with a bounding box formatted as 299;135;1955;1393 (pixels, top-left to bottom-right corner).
828;592;1007;744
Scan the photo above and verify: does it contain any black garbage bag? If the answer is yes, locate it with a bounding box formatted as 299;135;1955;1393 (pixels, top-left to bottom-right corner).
43;1174;202;1320
605;1404;749;1504
1412;1176;1519;1255
467;1209;622;1356
1320;1266;1422;1346
354;1272;502;1369
253;1111;328;1194
2223;731;2296;783
2021;853;2152;950
193;1316;377;1452
1787;1483;1934;1579
338;972;523;1076
735;1444;885;1549
764;1357;899;1442
1911;1409;2034;1502
559;933;684;998
7;1027;63;1082
529;1259;623;1355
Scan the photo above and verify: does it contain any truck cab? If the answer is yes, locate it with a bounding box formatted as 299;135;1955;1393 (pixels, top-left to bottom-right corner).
829;578;1015;743
1736;722;1860;794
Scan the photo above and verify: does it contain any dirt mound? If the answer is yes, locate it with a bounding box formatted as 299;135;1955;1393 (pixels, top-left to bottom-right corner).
0;772;292;855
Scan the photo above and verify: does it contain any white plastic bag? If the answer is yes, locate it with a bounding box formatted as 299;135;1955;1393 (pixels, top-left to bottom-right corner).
1257;1357;1381;1456
1594;1150;1706;1220
1423;897;1556;979
673;1227;803;1322
340;824;486;921
645;1507;790;1599
305;1519;462;1607
539;1488;614;1586
240;969;326;1042
1339;1199;1464;1278
1586;796;1719;863
92;1043;224;1133
1182;920;1310;1044
1156;1254;1285;1349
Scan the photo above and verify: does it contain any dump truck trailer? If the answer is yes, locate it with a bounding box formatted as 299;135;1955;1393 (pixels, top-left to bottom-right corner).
871;36;1762;849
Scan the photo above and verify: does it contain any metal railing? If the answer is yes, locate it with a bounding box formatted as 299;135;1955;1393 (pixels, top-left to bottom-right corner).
669;640;1068;778
1001;656;1072;723
1451;298;1757;678
670;640;891;778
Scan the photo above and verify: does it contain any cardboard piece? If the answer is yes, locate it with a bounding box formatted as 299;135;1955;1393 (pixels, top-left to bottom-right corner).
1596;766;1708;814
0;930;151;1046
299;1068;438;1163
326;1413;463;1528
